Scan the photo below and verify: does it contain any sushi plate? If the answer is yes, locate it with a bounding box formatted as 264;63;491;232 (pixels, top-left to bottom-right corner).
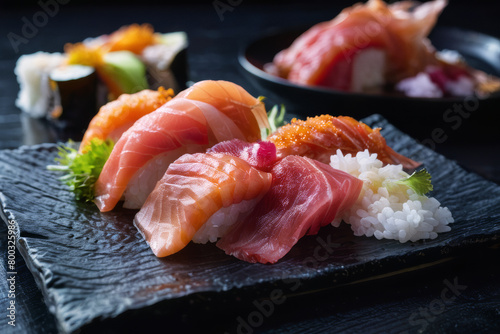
239;26;500;144
1;115;500;333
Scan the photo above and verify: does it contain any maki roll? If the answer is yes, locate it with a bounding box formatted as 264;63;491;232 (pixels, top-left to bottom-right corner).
141;32;189;94
14;24;188;140
14;51;65;118
48;65;98;137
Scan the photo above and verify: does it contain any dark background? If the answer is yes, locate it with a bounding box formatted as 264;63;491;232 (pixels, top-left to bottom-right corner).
1;1;499;333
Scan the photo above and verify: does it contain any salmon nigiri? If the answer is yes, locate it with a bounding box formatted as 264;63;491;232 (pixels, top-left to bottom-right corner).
267;115;420;170
79;87;173;152
177;80;269;143
94;80;270;212
216;155;363;264
269;0;446;92
94;98;209;212
134;152;273;257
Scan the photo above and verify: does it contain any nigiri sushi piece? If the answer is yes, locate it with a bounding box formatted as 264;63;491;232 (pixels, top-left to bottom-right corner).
79;87;174;152
177;80;269;143
269;0;446;92
95;80;270;212
94;98;210;212
133;152;273;257
267;115;420;170
216;155;363;264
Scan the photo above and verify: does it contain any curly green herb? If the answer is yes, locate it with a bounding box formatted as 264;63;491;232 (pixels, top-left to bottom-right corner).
47;138;114;201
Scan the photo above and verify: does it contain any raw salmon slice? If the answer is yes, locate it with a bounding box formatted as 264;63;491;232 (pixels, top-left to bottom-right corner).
94;98;210;212
207;139;277;171
134;153;273;257
79;87;173;153
177;80;269;143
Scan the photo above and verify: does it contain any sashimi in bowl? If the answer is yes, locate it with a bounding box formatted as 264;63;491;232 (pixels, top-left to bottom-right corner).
240;1;500;144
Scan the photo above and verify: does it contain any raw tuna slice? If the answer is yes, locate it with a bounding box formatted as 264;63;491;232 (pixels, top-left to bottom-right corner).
216;155;363;264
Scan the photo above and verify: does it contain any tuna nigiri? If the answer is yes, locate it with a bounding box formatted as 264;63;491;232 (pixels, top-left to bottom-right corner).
216;155;363;264
269;0;447;92
79;87;173;152
267;115;420;170
94;80;270;212
133;151;273;257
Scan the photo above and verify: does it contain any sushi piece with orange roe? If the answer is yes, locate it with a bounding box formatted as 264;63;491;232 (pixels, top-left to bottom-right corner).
79;87;174;153
267;115;420;170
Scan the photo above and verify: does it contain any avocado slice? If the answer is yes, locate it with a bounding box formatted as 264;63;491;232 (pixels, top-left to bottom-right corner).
101;51;148;97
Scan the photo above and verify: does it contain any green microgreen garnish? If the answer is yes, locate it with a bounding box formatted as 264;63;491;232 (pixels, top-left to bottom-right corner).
47;138;114;202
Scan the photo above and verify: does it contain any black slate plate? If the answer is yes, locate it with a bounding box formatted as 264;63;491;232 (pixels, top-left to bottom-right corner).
239;27;500;144
1;115;499;333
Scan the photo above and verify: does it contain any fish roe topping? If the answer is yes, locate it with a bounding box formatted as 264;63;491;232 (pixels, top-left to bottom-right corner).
267;114;416;168
79;87;174;153
268;115;343;148
268;115;332;148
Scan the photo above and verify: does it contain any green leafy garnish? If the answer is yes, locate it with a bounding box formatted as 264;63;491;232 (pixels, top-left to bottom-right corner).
396;169;433;196
267;104;286;134
47;138;114;202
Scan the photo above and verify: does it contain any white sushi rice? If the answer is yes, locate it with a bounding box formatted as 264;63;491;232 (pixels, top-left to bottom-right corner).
123;146;207;210
351;48;386;93
192;198;261;244
330;150;454;243
14;51;66;117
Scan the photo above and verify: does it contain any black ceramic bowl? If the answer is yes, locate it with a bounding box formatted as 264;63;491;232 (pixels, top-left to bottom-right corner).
239;27;500;145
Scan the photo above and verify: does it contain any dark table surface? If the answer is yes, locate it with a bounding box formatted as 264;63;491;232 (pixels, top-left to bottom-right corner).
1;1;499;333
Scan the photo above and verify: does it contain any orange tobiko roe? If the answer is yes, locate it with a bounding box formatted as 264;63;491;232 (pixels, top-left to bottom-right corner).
268;115;421;170
79;87;174;153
